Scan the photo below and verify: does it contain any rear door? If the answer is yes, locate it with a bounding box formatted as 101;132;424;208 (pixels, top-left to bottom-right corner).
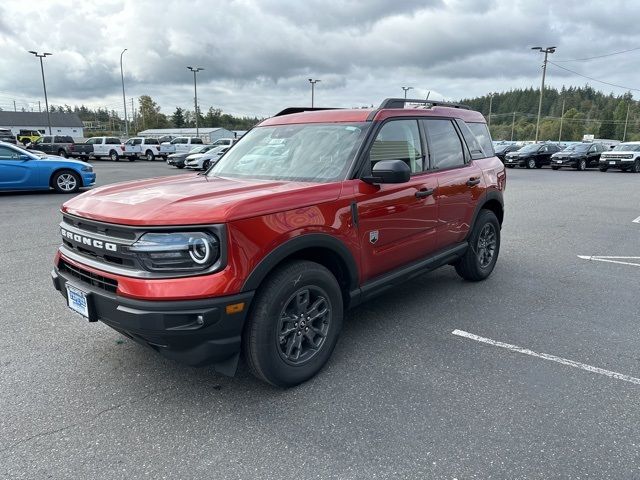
35;136;53;154
421;118;484;250
356;119;439;281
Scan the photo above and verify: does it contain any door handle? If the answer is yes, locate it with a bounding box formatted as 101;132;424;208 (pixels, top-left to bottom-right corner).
415;188;435;198
466;177;481;186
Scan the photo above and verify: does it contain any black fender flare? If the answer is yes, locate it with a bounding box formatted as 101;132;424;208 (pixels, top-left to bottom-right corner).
241;233;359;293
466;190;504;240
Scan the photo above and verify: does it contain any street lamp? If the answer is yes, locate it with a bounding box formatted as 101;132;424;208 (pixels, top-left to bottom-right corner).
531;46;556;142
308;79;320;107
187;66;204;137
488;92;494;127
401;86;413;99
28;51;53;135
120;49;128;137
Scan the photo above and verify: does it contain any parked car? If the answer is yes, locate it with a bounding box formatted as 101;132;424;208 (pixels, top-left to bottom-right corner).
598;142;640;172
123;137;162;161
0;128;17;145
28;135;78;158
16;129;42;146
185;146;229;170
211;138;236;147
504;142;561;168
159;136;204;156
74;136;127;162
51;97;505;387
551;142;606;170
0;141;95;193
494;143;520;163
166;144;219;169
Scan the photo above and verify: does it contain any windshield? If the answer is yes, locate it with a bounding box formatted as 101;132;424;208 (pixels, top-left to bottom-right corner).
188;145;209;154
519;144;540;153
208;123;369;182
612;143;640;152
562;144;590;153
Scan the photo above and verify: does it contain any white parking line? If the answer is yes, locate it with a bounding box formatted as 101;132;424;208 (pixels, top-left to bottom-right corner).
632;216;640;224
451;329;640;386
577;255;640;267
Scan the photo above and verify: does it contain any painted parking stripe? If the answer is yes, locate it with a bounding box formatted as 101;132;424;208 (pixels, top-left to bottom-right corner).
632;216;640;224
452;329;640;386
577;255;640;267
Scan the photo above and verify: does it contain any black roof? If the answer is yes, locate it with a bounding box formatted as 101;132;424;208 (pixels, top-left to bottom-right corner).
0;111;84;128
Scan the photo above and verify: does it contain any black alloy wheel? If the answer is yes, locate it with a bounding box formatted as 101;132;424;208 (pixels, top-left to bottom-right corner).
455;209;500;281
203;159;211;170
578;159;587;171
526;158;536;169
476;223;497;269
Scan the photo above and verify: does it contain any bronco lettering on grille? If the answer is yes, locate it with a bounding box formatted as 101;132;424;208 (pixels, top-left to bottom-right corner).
61;228;117;252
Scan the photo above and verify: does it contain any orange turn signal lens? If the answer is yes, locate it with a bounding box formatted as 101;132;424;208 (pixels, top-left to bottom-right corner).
226;302;245;315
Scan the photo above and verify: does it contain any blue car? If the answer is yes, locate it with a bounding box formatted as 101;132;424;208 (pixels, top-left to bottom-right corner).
0;142;95;193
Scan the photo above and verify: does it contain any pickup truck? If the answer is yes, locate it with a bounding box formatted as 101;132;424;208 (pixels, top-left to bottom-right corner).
159;136;204;157
29;135;77;158
74;136;127;162
123;137;161;161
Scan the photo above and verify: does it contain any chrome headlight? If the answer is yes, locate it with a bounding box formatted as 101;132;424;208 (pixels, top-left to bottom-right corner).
81;165;93;172
129;231;220;272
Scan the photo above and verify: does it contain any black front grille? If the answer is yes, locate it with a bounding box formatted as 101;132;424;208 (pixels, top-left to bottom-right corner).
59;259;118;294
62;214;136;240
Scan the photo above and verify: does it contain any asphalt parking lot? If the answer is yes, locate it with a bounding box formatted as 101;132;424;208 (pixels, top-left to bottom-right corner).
1;161;640;479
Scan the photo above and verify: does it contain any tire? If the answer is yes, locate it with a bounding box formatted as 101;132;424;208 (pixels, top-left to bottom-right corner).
57;149;68;158
577;159;587;171
145;150;155;161
551;166;559;170
634;160;640;173
526;158;536;169
242;260;343;388
22;139;30;146
599;167;608;172
52;170;81;193
109;150;119;162
455;209;500;282
202;159;211;170
177;165;184;169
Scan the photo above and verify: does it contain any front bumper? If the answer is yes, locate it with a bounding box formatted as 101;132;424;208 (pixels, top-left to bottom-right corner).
52;263;254;373
599;159;634;169
166;157;185;166
82;172;96;186
504;157;524;167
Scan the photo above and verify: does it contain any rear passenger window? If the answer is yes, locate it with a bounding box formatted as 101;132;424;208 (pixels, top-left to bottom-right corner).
467;123;494;157
370;120;423;173
423;119;465;170
106;137;120;144
456;121;485;160
146;138;159;145
191;138;203;144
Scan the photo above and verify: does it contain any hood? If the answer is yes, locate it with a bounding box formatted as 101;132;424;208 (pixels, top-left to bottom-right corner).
62;174;342;226
41;156;91;167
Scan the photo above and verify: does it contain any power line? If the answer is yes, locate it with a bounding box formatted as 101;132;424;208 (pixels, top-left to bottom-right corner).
554;46;640;62
548;61;640;93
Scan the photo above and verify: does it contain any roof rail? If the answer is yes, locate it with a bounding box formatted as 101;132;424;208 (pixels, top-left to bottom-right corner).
379;98;470;110
273;107;342;117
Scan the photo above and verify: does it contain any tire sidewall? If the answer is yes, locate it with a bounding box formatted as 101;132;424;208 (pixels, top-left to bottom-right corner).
248;264;343;387
527;158;536;169
470;211;500;277
53;170;80;193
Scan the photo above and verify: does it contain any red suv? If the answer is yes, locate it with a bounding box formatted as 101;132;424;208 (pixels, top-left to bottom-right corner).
52;98;506;387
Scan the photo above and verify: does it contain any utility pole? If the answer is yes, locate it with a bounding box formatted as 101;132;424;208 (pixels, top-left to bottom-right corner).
120;49;128;137
488;92;494;127
558;98;565;143
13;100;16;112
308;79;320;107
623;103;631;142
401;86;413;99
28;51;53;135
38;100;41;112
187;66;203;137
531;46;556;142
131;98;135;133
511;112;516;141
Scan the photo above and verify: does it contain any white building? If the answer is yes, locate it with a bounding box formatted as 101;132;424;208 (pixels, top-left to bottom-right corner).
0;111;84;137
137;127;235;143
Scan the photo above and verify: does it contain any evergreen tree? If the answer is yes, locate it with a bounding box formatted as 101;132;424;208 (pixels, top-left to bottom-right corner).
172;107;185;128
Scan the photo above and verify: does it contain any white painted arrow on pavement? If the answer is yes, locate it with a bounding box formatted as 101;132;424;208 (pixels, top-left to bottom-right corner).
578;255;640;267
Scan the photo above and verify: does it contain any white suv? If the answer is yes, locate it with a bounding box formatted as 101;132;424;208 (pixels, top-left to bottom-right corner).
599;142;640;173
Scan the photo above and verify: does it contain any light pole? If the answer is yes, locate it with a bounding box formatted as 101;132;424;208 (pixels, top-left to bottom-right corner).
558;98;565;144
187;66;204;137
308;79;320;107
488;92;494;127
28;51;53;135
623;103;631;142
401;86;413;99
120;49;128;137
531;46;556;142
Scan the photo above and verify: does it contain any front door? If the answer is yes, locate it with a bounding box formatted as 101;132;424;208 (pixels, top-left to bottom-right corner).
354;119;439;282
0;146;38;189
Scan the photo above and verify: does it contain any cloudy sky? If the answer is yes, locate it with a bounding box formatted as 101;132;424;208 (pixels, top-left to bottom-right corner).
1;0;639;118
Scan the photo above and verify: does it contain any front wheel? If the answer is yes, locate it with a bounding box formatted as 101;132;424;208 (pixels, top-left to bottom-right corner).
599;167;608;172
634;160;640;173
551;166;559;170
506;165;515;169
242;260;343;387
202;159;211;170
52;170;81;193
455;210;500;282
577;159;587;171
526;158;536;169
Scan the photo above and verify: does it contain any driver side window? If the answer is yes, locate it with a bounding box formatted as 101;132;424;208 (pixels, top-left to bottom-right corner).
370;120;423;174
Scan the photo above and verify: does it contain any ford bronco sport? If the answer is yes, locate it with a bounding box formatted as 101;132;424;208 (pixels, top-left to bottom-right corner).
52;98;506;387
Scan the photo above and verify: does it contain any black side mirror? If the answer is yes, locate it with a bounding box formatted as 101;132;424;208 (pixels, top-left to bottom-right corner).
363;159;411;184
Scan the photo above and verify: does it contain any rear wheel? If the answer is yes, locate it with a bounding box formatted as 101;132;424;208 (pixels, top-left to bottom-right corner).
526;158;536;169
634;160;640;173
242;260;343;387
145;150;155;161
52;170;81;193
455;210;500;282
57;149;68;158
109;150;119;162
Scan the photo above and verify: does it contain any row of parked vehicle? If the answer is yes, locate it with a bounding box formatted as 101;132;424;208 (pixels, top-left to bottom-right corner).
494;140;640;172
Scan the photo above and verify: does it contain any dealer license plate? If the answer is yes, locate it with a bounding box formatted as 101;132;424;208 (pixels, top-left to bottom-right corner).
66;284;89;318
610;161;616;165
556;160;562;164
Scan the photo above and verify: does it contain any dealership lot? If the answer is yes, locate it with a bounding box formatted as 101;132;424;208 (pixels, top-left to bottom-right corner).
1;163;639;479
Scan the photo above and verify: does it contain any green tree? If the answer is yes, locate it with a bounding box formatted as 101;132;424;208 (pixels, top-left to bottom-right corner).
598;110;615;138
138;95;169;129
172;107;185;128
